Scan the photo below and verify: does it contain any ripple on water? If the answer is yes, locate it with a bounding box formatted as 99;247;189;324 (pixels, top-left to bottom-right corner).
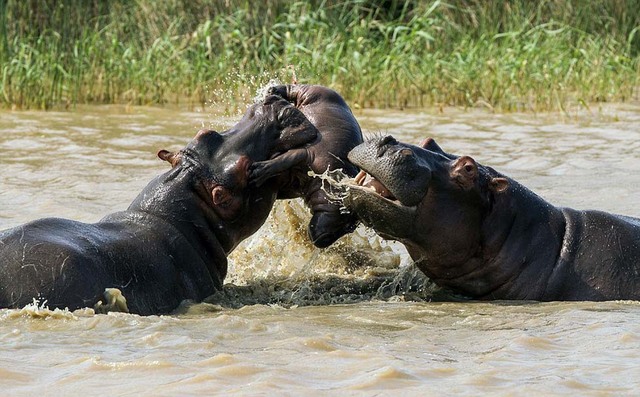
346;366;421;391
1;104;640;395
89;357;173;371
0;367;31;385
297;336;339;352
511;334;560;351
213;363;265;377
195;353;236;367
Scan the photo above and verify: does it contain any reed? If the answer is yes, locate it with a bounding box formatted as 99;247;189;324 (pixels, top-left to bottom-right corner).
1;0;639;111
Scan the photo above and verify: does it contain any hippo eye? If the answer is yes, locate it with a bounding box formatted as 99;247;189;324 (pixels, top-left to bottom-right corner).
400;148;413;157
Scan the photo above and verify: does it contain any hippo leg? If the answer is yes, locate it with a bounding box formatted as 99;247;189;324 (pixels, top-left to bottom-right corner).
249;148;309;187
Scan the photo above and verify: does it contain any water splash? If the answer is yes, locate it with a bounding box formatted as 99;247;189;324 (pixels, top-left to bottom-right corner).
193;68;298;132
252;78;283;103
2;298;95;320
224;199;439;308
307;167;357;213
222;166;441;308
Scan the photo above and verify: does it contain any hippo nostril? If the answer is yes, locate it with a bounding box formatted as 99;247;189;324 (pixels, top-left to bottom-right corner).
379;135;398;146
195;129;219;140
377;136;397;157
263;95;281;106
267;85;287;99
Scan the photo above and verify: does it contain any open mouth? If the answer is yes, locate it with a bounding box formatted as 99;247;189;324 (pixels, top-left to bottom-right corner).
353;169;397;201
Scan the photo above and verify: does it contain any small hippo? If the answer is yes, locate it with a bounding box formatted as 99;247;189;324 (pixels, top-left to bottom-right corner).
344;135;640;301
250;84;363;248
0;95;318;315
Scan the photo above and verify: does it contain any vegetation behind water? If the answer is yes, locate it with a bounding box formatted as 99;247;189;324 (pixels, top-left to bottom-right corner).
1;0;639;111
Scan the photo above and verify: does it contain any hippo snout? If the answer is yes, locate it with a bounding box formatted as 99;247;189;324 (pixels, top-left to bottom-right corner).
309;211;358;248
267;85;289;100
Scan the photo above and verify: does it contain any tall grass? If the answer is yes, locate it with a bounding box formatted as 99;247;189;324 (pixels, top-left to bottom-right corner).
1;0;639;111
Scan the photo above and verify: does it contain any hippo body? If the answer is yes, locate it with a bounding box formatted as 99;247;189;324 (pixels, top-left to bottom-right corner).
0;95;318;315
345;136;640;301
250;84;363;247
0;202;224;315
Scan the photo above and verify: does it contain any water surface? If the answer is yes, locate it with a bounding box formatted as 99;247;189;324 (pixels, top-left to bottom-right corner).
1;103;639;395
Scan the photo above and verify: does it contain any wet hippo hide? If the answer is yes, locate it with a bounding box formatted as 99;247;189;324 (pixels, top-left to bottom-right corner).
0;95;318;315
345;136;640;301
250;84;363;248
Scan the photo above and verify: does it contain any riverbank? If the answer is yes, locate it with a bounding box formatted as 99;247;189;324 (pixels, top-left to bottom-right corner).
1;0;639;111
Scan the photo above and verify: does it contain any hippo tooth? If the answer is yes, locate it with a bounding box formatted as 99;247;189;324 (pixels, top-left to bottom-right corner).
355;170;367;185
351;169;398;201
372;181;394;199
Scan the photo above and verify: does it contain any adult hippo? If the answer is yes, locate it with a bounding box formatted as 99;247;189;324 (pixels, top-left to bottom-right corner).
344;135;640;301
250;84;363;248
0;95;318;315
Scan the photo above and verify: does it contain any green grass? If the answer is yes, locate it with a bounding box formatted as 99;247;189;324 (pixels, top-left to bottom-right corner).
1;0;639;111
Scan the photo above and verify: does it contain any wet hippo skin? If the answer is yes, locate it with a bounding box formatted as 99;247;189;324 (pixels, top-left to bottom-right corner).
345;135;640;301
0;95;318;315
250;84;363;248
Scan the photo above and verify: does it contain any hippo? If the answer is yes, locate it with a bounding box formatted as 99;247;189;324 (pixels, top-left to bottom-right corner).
344;135;640;301
0;95;318;315
249;84;363;248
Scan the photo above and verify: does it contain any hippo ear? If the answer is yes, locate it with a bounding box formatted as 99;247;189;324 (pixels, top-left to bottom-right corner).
158;150;181;167
420;137;455;159
211;185;243;220
212;185;232;206
420;138;443;152
450;156;478;190
490;177;509;193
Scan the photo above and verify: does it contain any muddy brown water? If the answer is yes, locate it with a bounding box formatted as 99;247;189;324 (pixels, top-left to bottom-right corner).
1;104;640;395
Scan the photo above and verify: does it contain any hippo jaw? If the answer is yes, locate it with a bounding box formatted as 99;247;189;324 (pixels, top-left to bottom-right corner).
347;136;432;207
344;183;417;240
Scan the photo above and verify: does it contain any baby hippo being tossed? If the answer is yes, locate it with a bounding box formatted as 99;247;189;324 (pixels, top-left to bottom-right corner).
344;135;640;301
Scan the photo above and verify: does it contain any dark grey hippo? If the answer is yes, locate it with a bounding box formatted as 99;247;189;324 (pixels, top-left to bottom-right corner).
0;95;318;315
250;84;363;248
344;135;640;301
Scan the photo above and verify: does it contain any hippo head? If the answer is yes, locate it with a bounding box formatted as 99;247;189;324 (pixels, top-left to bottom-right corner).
158;95;318;222
345;135;509;243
